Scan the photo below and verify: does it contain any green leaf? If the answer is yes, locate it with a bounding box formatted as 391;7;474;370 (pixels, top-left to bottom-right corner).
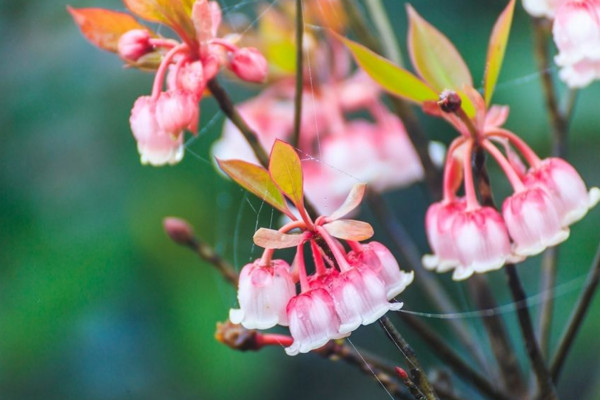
406;5;472;93
268;140;304;207
217;159;293;217
253;228;304;249
322;220;374;241
337;34;438;104
483;0;516;106
67;7;149;53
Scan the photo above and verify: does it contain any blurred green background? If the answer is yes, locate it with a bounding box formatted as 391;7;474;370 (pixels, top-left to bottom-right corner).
1;0;600;399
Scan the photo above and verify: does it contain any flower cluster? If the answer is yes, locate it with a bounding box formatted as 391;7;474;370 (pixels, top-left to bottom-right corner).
70;0;268;166
423;90;599;280
212;29;428;215
220;140;413;356
523;0;600;87
230;228;413;356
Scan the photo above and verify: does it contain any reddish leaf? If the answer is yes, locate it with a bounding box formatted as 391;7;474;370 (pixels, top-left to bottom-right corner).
123;0;196;40
484;0;516;106
406;5;473;93
337;34;438;104
327;183;367;221
269;140;304;208
68;7;148;53
253;228;304;249
322;220;374;241
217;159;294;218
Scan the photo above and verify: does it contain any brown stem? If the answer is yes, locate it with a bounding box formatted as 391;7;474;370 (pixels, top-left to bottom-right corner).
505;264;559;400
379;316;438;400
399;313;513;400
291;0;304;148
320;342;412;400
539;246;559;357
471;149;528;396
366;191;487;369
551;242;600;382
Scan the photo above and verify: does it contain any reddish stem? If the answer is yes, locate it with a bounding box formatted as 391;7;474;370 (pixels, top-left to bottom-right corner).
256;333;294;348
462;139;479;211
443;136;467;201
482;140;526;192
316;226;351;272
296;241;310;292
487;129;542;168
310;240;328;275
151;43;189;99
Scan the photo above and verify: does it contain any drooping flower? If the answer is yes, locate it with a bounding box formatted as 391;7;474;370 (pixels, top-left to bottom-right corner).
229;259;296;330
522;0;566;18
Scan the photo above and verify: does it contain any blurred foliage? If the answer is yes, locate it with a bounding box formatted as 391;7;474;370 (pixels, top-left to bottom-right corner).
1;0;600;399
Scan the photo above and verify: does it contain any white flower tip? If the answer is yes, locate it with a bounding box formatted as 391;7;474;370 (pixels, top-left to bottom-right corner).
422;254;438;270
284;343;300;356
452;267;474;281
389;301;404;311
229;308;244;324
546;228;570;247
588;187;600;208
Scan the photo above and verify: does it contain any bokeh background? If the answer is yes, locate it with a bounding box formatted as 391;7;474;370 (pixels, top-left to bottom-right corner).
2;0;600;399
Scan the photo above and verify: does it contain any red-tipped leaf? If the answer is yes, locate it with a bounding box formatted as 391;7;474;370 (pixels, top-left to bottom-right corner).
68;6;149;53
217;159;294;218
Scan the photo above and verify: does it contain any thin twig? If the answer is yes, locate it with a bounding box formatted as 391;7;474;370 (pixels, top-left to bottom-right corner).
320;342;412;400
399;313;513;400
291;0;304;148
366;191;487;369
379;316;438;400
539;246;559;356
551;242;600;382
207;78;270;167
471;149;528;397
364;0;404;67
505;264;559;400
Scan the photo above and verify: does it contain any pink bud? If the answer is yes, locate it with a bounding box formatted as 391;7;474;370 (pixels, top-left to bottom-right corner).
558;57;600;87
502;187;570;257
285;288;347;356
155;91;199;135
118;29;152;61
129;96;184;166
163;217;195;244
524;157;600;226
229;259;296;330
229;47;268;83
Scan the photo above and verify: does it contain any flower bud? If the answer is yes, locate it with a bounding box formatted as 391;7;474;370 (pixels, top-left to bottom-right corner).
155;91;199;135
163;217;195;245
118;29;152;62
229;47;268;83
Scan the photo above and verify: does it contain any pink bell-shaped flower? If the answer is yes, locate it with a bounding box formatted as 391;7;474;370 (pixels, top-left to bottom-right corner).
524;157;600;226
118;29;152;62
325;267;403;335
168;61;206;98
229;47;268;83
129;96;184;166
502;187;570;257
229;259;296;330
558;57;600;87
285;288;347;356
423;198;466;272
155;91;199;135
347;241;414;300
450;206;516;281
522;0;565;18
